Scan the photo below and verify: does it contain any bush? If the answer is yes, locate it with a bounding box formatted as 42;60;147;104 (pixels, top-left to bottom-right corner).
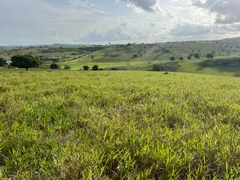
83;66;89;71
50;63;60;69
234;73;240;77
194;53;200;59
111;68;119;70
206;53;214;59
0;58;6;66
132;54;138;58
179;57;184;60
64;65;71;70
152;62;179;72
92;65;99;71
152;64;165;71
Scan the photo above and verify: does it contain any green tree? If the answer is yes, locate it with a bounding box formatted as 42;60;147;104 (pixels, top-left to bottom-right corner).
50;63;60;69
0;57;6;66
83;66;89;71
179;57;184;60
193;53;200;59
92;65;99;71
11;55;42;71
206;53;214;59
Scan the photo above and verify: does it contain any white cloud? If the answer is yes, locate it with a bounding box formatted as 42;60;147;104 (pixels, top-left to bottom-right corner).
121;0;162;12
192;0;240;24
0;0;240;45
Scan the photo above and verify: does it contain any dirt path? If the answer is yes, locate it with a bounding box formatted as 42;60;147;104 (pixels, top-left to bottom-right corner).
68;53;92;62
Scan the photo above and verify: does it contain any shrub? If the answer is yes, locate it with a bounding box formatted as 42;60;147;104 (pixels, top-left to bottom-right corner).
179;57;184;60
234;73;240;77
206;53;214;59
64;65;71;70
0;58;7;66
83;66;89;71
50;63;60;69
194;53;200;59
92;65;99;71
111;68;119;70
132;54;138;58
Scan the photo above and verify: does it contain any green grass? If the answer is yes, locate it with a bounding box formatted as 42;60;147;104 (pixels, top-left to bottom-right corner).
0;70;239;179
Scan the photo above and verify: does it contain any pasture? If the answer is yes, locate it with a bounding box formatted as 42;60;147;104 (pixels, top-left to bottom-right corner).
0;70;239;179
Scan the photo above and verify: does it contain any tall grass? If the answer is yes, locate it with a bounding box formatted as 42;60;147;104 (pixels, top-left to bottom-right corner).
0;70;239;179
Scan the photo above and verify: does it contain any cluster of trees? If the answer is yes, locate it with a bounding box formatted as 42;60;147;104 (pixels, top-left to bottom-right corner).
152;62;180;72
50;63;71;70
170;57;184;61
83;65;102;71
11;55;42;70
0;55;72;71
169;53;214;61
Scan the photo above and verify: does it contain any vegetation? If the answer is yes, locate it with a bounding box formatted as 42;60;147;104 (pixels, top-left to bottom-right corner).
0;58;6;66
0;70;239;179
193;53;200;59
83;66;89;71
92;65;99;71
206;53;214;59
50;63;60;69
11;55;42;71
63;65;71;70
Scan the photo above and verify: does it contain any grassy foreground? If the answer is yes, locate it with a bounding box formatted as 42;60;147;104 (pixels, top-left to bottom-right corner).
0;70;240;179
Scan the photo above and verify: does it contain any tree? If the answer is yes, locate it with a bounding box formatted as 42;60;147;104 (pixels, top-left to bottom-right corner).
0;58;6;66
206;53;214;59
83;66;89;71
50;63;60;69
11;55;42;71
92;65;99;71
193;53;200;59
170;57;175;61
132;54;138;58
91;55;94;60
179;57;184;60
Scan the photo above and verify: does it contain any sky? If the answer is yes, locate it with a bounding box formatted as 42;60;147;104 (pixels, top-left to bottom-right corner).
1;0;240;45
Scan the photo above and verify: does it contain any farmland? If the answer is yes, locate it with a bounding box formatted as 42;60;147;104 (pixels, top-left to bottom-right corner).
0;70;239;179
2;38;240;77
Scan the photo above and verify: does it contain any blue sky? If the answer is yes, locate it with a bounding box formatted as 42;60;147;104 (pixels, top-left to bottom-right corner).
1;0;240;45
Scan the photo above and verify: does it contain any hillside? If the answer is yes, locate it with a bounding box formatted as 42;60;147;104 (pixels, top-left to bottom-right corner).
1;37;240;76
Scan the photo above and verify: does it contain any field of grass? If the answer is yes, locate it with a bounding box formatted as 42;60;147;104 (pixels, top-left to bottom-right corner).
0;70;239;179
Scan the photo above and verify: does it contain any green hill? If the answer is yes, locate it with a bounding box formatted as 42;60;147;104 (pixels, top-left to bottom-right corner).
1;37;240;76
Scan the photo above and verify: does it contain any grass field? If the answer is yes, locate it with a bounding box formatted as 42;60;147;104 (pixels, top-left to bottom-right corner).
0;70;239;179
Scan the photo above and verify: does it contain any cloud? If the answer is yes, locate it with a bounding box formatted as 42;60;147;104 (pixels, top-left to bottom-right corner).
79;21;152;43
121;0;161;12
80;23;131;43
171;23;212;36
192;0;240;24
